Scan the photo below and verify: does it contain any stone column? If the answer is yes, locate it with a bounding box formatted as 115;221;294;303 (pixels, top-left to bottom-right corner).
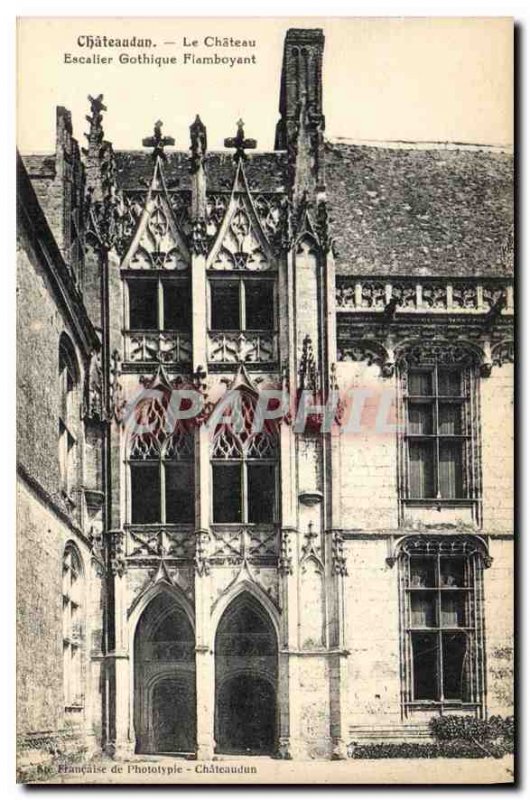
107;530;134;757
189;120;215;758
194;424;215;760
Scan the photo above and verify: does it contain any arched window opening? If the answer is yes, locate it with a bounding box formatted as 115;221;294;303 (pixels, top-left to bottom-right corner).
58;335;79;498
128;390;195;525
211;391;278;525
62;544;84;710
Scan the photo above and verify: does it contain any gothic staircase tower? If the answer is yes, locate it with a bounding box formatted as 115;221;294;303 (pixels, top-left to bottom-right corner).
275;28;349;759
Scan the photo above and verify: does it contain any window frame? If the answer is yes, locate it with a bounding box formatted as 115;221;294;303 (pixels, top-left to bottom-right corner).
397;536;488;718
58;337;79;500
211;459;278;525
62;544;85;711
210;392;279;526
128;421;196;527
208;274;276;333
397;346;482;525
125;274;192;333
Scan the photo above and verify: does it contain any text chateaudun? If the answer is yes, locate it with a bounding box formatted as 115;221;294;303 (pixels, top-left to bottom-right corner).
76;35;257;48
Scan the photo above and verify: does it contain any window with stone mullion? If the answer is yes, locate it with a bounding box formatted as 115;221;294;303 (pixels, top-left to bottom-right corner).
58;347;77;497
406;551;477;705
127;277;191;332
62;546;83;708
211;398;277;525
210;278;274;332
130;457;194;525
406;365;468;499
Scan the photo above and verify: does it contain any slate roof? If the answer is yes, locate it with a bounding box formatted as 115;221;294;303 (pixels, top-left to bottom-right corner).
22;139;513;278
114;150;288;193
325;141;513;278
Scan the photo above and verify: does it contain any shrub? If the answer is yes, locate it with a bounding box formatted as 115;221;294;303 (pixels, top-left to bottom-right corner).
429;714;514;746
348;741;508;760
348;715;514;759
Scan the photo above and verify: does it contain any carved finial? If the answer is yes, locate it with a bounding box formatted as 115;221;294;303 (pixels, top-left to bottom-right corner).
142;120;175;160
224;119;257;162
84;93;107;147
190;115;207;173
299;334;319;392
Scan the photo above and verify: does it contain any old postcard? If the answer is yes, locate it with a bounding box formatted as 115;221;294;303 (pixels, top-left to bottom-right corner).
16;16;514;784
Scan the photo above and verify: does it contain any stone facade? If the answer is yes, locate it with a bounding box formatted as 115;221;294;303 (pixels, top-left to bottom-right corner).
17;27;513;772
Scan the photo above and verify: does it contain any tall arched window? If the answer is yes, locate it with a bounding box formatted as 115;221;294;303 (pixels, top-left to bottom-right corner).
211;391;278;524
58;335;80;498
128;390;195;525
62;543;84;709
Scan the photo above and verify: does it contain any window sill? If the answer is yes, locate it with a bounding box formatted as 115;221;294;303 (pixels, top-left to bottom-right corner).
211;522;278;528
405;701;480;711
403;498;479;506
126;522;195;531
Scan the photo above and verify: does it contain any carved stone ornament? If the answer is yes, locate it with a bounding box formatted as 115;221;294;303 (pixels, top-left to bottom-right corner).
492;339;514;367
278;529;294;576
331;529;348;576
109;530;127;577
194;529;210;576
190;219;209;255
142;119;175;161
84;350;103;420
189;114;207;174
388;533;493;570
396;341;479;369
299;334;320;392
337;340;394;377
224;119;257;162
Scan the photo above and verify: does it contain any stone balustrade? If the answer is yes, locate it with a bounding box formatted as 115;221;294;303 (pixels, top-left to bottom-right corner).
123;330;192;364
207;330;278;364
335;278;514;314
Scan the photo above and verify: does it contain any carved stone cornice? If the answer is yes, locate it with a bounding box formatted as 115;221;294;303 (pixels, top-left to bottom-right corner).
337;315;514;378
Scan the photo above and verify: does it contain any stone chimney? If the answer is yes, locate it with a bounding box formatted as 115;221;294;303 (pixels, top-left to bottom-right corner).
274;28;325;151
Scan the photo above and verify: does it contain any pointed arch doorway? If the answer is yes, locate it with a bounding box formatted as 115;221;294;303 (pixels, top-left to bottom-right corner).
214;593;278;755
134;591;196;755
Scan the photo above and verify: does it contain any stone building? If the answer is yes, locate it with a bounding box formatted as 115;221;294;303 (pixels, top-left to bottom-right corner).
17;28;514;770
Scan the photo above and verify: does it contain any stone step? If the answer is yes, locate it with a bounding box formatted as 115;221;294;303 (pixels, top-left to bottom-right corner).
348;724;432;744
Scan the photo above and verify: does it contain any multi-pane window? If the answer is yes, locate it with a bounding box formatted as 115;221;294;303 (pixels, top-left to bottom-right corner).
211;392;277;524
405;366;471;499
399;537;487;714
63;545;84;708
128;392;195;525
128;277;191;332
59;337;79;497
210;278;274;331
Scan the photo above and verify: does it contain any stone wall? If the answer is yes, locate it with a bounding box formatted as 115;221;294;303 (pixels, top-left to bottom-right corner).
481;364;514;534
484;538;514;717
336;361;398;530
343;538;402;729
